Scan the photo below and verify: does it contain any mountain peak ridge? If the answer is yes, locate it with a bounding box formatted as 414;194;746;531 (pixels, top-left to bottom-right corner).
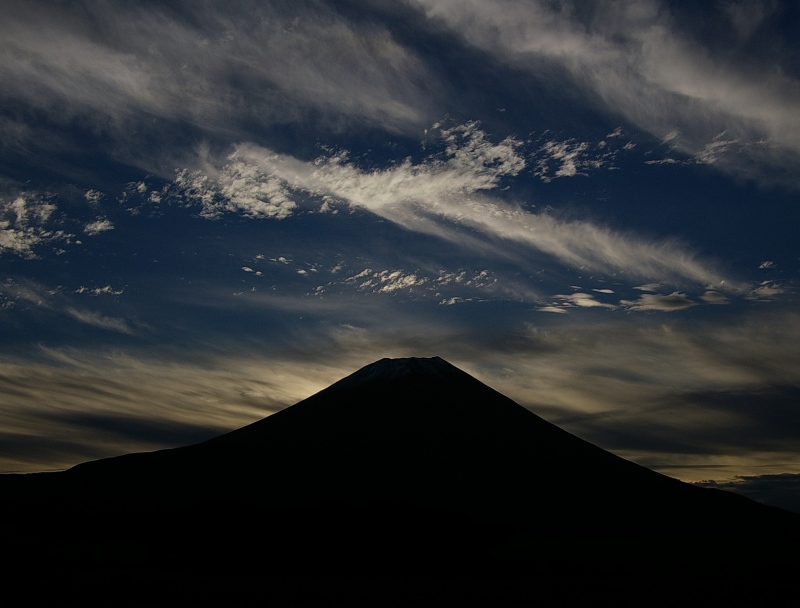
327;355;468;390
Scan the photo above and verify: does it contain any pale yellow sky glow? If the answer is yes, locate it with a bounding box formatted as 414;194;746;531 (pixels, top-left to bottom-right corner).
3;309;799;484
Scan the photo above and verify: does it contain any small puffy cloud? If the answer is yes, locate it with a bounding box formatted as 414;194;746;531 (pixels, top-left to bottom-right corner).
84;219;114;235
536;305;568;314
75;285;124;296
84;190;103;204
532;137;623;182
700;290;729;304
620;292;697;312
552;292;616;310
440;296;470;306
0;196;70;258
759;261;775;269
535;140;589;180
593;288;615;294
336;266;495;301
352;269;428;294
174;162;297;220
375;271;428;293
436;269;494;288
748;281;784;300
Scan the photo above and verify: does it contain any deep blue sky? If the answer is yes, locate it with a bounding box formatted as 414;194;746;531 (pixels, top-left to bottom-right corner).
2;0;799;511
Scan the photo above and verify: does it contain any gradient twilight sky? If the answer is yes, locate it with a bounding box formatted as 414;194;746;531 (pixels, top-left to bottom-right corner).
1;0;799;510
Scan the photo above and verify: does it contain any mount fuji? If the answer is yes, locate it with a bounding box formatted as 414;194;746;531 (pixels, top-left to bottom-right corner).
2;357;798;605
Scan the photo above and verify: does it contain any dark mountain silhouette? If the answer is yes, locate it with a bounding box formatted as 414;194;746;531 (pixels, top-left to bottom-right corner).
2;357;798;606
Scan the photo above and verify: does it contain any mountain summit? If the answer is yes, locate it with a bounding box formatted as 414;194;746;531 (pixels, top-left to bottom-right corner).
327;356;470;387
2;357;798;603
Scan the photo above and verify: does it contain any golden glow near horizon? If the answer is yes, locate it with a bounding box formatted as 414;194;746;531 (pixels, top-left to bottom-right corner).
3;310;799;482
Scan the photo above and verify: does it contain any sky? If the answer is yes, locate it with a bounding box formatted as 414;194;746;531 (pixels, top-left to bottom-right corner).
1;0;799;512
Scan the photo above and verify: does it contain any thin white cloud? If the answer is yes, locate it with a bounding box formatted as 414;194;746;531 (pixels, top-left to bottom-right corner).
84;190;104;205
536;305;568;314
174;166;297;220
0;1;437;174
620;292;697;312
0;347;336;472
747;281;785;300
550;292;616;311
175;124;736;294
440;296;472;306
412;0;800;185
700;290;729;305
694;132;740;165
0;196;71;258
66;308;135;334
75;286;124;297
362;270;429;294
535;140;588;180
4;308;799;481
84;219;114;235
335;266;497;302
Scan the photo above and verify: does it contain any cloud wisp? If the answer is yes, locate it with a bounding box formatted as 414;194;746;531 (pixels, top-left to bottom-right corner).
173;123;735;298
411;0;800;185
0;0;438;176
2;308;799;488
0;195;72;258
0;346;342;473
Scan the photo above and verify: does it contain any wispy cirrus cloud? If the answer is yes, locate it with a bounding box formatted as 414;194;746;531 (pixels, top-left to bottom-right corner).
174;123;736;296
411;0;800;185
2;306;799;489
0;0;438;176
65;308;136;335
620;291;697;312
0;346;337;472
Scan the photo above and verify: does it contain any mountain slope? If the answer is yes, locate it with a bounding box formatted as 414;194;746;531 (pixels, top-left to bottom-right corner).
50;357;784;526
1;357;798;604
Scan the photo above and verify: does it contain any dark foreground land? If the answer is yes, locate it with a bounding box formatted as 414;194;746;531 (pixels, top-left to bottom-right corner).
2;358;798;606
